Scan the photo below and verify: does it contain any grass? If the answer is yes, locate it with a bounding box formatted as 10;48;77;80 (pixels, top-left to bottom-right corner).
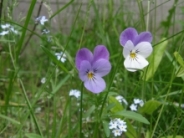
0;0;184;138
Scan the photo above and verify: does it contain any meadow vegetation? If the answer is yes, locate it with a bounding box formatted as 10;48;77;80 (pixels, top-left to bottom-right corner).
0;0;184;138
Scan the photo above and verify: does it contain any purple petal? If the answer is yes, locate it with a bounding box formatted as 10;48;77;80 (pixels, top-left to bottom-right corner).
79;60;92;81
120;27;138;46
84;75;106;93
134;32;152;45
92;59;111;77
75;48;93;70
93;45;109;62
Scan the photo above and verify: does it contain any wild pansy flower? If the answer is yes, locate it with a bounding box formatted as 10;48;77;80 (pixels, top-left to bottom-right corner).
119;27;153;72
75;45;111;93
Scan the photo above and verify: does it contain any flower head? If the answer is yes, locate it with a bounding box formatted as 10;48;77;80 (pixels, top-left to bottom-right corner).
116;95;128;105
75;45;111;93
69;89;81;98
120;27;153;72
55;52;66;63
120;27;152;46
130;103;138;111
41;77;46;84
109;118;127;137
35;16;48;25
0;24;19;36
130;98;144;111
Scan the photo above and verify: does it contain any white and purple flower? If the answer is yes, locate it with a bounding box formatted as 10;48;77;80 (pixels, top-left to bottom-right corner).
75;45;111;93
119;27;153;72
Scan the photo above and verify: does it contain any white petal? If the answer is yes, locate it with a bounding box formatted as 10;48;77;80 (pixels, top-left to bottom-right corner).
135;42;153;58
123;40;135;58
124;54;149;72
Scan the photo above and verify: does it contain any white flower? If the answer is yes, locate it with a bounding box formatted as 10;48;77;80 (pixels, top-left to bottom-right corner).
0;31;9;35
112;129;122;137
123;40;153;72
1;24;10;29
42;29;50;34
55;52;66;63
116;95;128;105
0;24;19;35
109;118;127;137
35;16;48;25
41;77;46;84
69;89;81;98
109;120;118;129
133;98;144;107
130;103;137;111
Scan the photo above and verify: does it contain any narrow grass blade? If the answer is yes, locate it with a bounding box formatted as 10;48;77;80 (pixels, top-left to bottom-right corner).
0;113;20;125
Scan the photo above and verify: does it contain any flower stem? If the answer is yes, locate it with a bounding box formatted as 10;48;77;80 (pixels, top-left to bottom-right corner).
146;0;150;31
80;83;84;137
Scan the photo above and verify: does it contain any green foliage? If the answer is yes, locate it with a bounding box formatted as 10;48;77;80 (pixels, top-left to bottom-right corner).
139;100;161;115
142;38;168;81
0;0;184;137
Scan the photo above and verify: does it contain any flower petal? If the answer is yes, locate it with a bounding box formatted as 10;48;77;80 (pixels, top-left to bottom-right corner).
120;27;138;46
84;75;106;93
92;59;111;77
123;40;135;58
93;45;109;62
124;54;149;72
75;48;93;70
134;32;152;45
135;42;153;58
79;60;92;81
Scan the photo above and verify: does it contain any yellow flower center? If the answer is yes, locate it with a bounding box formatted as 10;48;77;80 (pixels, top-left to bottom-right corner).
130;50;138;59
87;71;94;79
130;52;136;59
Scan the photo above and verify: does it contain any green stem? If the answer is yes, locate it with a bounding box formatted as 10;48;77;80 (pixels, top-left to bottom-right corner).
16;0;37;61
18;79;43;137
80;83;84;137
150;68;176;138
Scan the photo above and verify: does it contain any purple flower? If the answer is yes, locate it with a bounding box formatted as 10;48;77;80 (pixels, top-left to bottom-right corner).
75;45;111;93
119;27;153;72
119;27;152;46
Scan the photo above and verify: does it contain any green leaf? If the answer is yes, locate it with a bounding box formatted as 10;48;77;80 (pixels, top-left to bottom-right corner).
83;105;96;118
160;136;184;138
102;121;110;137
176;67;184;77
0;113;20;125
139;100;161;115
174;52;184;68
115;110;150;124
142;38;168;81
125;120;138;138
25;133;42;138
108;96;124;113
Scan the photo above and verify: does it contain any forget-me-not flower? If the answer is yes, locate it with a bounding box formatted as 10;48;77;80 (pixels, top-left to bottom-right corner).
35;16;48;25
109;118;127;137
75;45;111;93
69;89;81;98
120;27;153;72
